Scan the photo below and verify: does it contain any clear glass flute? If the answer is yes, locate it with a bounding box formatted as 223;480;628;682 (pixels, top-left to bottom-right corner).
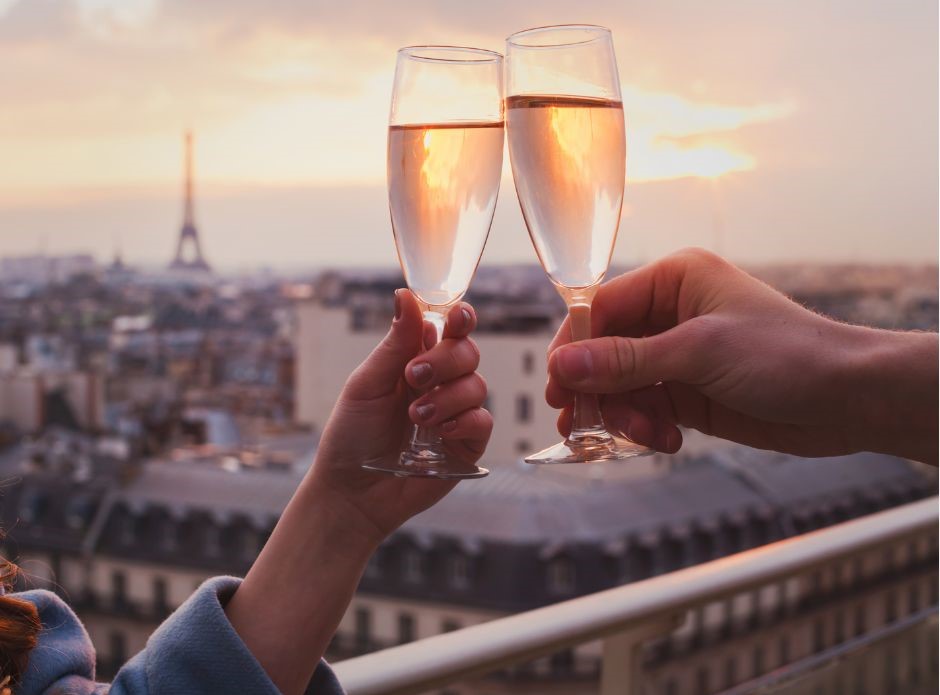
363;46;504;478
505;25;652;464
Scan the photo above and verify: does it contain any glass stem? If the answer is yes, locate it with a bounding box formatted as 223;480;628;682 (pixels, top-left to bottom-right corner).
566;300;611;442
410;308;446;450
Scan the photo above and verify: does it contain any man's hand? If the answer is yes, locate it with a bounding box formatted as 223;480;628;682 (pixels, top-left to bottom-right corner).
546;248;938;463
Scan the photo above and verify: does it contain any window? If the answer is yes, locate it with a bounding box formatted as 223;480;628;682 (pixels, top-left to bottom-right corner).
884;647;897;692
624;545;653;582
111;570;127;610
120;514;136;547
692;529;714;564
836;561;848;588
908;582;920;614
854;604;866;636
204;523;221;557
722;522;742;554
689;607;705;646
547;558;575;595
808;570;823;602
695;667;710;695
910;638;922;684
516;394;531;423
882;547;896;575
752;645;765;676
403;549;424;584
153;577;168;616
241;528;257;560
522;351;534;375
834;608;845;643
885;589;897;623
549;649;574;675
721;599;734;638
852;557;865;588
724;657;737;688
747;589;761;629
448;554;470;590
775;581;789;619
854;664;867;695
441;619;460;633
660;536;685;574
109;630;127;670
779;635;791;664
363;553;381;579
354;607;371;651
159;516;177;553
813;618;826;653
398;613;415;644
906;539;919;567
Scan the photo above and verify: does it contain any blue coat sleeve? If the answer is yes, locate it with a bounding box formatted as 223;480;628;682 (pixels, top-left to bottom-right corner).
15;576;345;695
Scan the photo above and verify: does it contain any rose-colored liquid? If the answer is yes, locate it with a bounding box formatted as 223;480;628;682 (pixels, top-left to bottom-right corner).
507;95;625;289
388;122;503;307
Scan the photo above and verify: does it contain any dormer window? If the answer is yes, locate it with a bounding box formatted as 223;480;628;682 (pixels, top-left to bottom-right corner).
547;557;575;595
448;554;470;590
204;523;221;557
402;548;424;584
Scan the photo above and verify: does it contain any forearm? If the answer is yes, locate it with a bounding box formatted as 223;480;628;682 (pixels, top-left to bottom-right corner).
225;472;379;695
844;326;938;464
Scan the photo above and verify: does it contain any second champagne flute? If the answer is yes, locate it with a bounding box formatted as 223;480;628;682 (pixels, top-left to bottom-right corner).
364;46;504;478
506;24;652;464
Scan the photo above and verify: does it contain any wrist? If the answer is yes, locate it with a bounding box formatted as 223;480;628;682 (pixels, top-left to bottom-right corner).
840;325;938;461
298;476;386;558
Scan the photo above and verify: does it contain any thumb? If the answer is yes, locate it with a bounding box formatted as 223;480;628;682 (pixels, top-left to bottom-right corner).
548;320;706;393
342;289;423;400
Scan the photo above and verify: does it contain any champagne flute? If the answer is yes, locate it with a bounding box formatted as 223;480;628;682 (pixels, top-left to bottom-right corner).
505;25;652;464
364;46;504;478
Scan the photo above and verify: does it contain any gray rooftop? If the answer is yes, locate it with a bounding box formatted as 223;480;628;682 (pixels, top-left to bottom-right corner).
108;445;929;548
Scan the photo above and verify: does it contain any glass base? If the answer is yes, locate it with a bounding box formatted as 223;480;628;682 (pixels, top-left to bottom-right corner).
361;448;489;479
524;432;653;464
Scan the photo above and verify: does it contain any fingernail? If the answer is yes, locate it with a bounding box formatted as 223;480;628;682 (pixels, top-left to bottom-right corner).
461;307;472;329
394;290;403;321
441;419;457;432
556;346;593;382
415;403;435;421
410;362;433;385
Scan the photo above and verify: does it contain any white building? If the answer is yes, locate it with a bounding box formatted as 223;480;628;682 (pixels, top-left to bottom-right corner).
294;300;565;466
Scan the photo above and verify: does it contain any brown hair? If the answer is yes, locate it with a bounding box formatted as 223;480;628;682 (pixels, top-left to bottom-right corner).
0;554;41;690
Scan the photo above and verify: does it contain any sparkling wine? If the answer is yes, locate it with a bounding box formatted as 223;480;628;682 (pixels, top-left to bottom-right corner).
388;122;504;307
507;95;625;289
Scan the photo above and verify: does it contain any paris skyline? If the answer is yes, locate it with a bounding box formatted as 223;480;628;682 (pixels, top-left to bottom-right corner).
0;0;936;270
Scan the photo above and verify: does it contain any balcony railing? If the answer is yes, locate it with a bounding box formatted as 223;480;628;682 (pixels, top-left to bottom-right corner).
333;497;938;695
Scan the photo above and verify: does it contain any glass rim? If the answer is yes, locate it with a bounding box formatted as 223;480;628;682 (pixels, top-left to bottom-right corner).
506;24;611;49
397;45;503;64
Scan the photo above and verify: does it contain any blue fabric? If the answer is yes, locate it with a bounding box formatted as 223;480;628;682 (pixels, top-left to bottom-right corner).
14;576;345;695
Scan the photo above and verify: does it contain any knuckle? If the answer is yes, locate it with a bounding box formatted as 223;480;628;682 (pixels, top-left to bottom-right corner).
607;337;637;382
464;337;481;368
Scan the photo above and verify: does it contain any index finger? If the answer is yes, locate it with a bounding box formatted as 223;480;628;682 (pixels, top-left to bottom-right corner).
442;302;477;340
548;248;715;359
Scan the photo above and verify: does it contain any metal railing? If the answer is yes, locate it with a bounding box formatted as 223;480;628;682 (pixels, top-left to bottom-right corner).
333;497;938;695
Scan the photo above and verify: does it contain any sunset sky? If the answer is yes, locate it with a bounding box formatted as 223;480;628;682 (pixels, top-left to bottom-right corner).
0;0;936;270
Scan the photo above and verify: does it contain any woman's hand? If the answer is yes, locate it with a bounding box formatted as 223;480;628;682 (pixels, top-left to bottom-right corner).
309;288;492;546
227;290;491;695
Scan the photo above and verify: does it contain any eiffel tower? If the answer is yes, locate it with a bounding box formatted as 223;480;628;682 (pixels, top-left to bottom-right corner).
169;131;211;272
